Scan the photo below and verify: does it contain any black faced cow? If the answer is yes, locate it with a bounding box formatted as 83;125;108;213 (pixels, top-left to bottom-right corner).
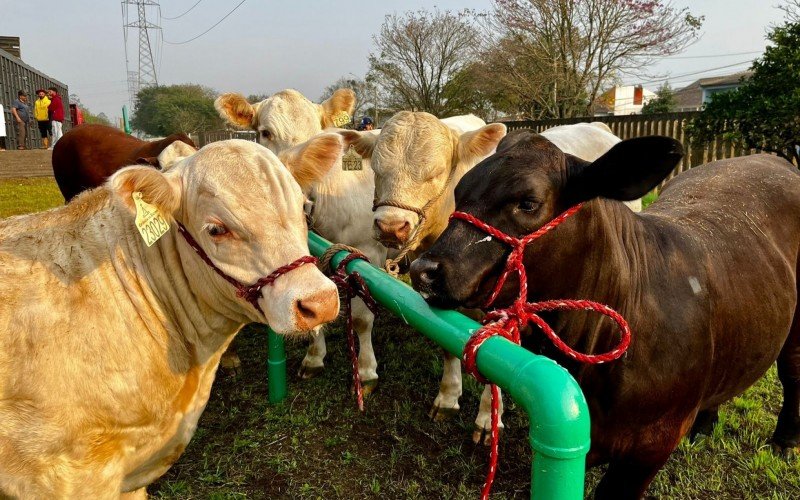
410;131;800;499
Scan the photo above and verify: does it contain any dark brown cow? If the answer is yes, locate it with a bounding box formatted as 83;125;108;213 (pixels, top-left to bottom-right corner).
52;124;196;202
410;132;800;499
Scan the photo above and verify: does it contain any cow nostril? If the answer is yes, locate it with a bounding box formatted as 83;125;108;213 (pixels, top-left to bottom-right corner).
296;299;317;322
411;259;440;288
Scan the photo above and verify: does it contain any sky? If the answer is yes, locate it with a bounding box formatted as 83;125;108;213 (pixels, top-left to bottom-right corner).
1;0;789;121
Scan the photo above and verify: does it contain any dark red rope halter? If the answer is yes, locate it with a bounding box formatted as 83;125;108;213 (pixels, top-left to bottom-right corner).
322;250;380;411
449;204;631;500
175;222;318;315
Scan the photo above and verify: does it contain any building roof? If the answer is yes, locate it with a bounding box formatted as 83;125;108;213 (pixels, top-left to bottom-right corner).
673;71;752;110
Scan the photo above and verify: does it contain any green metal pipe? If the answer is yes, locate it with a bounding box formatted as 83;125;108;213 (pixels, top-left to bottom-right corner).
267;328;288;404
308;231;590;499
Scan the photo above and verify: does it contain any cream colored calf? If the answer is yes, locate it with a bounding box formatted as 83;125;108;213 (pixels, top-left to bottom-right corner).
0;137;343;497
216;89;386;391
342;111;507;442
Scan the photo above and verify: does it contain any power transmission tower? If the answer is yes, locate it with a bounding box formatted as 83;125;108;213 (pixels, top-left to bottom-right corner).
122;0;160;108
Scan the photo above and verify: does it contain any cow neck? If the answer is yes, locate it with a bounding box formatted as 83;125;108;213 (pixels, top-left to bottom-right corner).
521;199;646;365
113;207;245;362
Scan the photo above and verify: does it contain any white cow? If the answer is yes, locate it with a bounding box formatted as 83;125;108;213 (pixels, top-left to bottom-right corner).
0;137;342;497
342;110;507;442
347;114;639;442
215;89;385;390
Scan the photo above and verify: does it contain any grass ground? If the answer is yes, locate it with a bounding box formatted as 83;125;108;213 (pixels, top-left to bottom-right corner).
1;178;797;499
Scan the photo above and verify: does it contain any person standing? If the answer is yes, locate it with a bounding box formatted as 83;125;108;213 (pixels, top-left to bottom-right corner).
34;89;51;149
47;87;64;149
0;102;7;151
11;90;31;150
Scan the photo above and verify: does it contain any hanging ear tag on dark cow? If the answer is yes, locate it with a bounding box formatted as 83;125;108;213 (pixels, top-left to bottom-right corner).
342;145;364;172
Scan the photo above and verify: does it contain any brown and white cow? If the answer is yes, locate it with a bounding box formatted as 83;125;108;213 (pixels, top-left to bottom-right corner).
0;138;342;497
411;133;800;498
52;124;197;202
216;89;386;390
346;115;641;441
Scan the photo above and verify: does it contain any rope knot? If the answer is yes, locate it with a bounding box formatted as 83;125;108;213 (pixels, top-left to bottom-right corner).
318;244;379;412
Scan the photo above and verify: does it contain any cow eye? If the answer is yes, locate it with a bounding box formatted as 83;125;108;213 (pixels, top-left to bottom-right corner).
260;129;272;140
206;223;229;237
517;199;540;213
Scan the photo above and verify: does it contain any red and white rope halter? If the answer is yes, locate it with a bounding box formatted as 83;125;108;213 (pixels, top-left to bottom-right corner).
449;204;631;499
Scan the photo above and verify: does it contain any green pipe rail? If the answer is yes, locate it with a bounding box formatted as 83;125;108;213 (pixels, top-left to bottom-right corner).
265;231;591;498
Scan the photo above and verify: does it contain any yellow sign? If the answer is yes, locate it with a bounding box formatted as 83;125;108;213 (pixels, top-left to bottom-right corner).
331;111;351;128
133;191;170;247
341;145;363;171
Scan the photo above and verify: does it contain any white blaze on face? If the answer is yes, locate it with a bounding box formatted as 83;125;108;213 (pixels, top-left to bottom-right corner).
109;138;344;335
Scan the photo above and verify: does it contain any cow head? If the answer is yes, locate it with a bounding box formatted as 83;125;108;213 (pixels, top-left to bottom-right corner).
410;133;682;309
109;136;345;335
341;111;505;250
215;89;356;154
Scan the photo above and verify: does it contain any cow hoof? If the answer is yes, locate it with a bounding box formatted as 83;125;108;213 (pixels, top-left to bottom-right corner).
298;364;325;379
429;405;459;422
472;425;502;446
361;378;379;396
771;442;798;459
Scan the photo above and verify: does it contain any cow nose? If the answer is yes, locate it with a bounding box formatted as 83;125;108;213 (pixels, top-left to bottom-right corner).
410;257;441;295
294;289;340;330
375;218;411;243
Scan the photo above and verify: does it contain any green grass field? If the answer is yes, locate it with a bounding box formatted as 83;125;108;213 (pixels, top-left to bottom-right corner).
1;178;797;499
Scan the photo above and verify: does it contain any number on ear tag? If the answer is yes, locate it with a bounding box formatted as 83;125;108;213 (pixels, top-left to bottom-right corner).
133;191;170;247
332;111;352;128
342;145;363;171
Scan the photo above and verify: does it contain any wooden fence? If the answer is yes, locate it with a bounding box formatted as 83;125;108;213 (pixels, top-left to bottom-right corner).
502;111;766;185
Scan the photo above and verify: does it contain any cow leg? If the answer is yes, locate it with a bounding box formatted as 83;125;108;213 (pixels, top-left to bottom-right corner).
771;321;800;458
219;338;242;377
299;329;327;379
689;406;719;442
351;297;379;395
593;454;670;500
473;384;505;445
430;351;462;420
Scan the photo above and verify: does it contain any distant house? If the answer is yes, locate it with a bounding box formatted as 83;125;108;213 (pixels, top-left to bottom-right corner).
673;71;752;111
593;85;656;116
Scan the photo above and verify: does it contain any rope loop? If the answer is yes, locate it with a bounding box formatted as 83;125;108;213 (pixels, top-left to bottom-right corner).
449;204;632;500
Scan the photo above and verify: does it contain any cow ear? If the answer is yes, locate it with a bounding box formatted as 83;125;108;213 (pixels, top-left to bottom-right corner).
337;129;378;158
320;89;356;128
563;136;683;206
158;141;197;171
215;93;256;129
279;133;344;190
109;166;182;216
458;123;507;162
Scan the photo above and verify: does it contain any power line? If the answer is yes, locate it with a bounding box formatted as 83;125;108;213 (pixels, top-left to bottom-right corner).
629;60;754;87
164;0;247;45
161;0;203;20
654;50;762;60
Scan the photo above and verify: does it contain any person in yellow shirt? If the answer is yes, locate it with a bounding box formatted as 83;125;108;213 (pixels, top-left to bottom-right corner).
34;89;51;149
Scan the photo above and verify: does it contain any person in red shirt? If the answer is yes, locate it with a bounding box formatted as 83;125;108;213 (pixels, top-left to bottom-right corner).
47;87;65;149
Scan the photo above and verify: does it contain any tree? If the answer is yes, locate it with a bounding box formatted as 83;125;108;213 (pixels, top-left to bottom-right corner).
131;84;222;136
83;110;113;126
780;0;800;23
641;83;676;115
482;0;703;118
689;21;800;165
368;8;481;116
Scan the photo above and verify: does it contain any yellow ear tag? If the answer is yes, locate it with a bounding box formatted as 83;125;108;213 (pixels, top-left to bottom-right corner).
133;191;170;247
332;111;351;128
